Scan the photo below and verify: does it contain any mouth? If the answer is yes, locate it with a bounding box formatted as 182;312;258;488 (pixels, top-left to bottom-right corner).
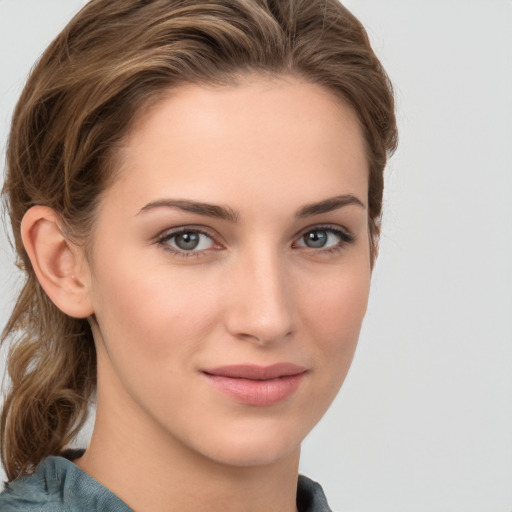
201;363;308;406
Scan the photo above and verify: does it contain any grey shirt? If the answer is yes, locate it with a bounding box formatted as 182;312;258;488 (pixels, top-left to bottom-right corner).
0;453;332;511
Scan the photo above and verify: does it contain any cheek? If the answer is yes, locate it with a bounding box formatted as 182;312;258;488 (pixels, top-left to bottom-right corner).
91;253;221;363
299;261;370;382
302;264;370;341
290;262;370;428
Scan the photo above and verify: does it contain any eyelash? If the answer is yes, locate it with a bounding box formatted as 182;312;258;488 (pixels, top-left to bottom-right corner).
155;225;355;259
293;226;355;255
156;227;217;259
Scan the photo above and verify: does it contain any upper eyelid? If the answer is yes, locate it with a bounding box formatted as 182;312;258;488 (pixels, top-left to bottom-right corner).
154;229;219;257
156;227;219;257
156;225;218;241
293;226;354;248
293;223;353;240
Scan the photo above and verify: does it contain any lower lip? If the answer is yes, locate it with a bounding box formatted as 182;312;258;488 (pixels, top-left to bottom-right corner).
203;372;306;406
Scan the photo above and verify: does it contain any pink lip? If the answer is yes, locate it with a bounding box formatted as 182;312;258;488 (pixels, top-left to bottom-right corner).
202;363;307;406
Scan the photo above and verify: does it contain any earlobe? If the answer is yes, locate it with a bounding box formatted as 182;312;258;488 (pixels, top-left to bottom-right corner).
21;206;94;319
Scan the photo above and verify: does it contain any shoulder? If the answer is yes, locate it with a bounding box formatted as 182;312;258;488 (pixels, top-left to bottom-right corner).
297;474;333;512
0;453;133;512
0;471;66;511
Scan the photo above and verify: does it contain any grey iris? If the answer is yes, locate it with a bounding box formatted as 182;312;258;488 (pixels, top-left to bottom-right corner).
304;230;327;248
175;232;200;250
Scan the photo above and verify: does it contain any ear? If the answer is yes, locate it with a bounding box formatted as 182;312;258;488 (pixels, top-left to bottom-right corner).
21;206;94;318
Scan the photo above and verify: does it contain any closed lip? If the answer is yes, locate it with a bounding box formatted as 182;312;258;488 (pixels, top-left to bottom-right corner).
201;363;308;406
202;363;307;380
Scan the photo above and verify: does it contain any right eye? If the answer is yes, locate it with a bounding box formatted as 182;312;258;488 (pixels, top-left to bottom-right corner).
157;228;218;256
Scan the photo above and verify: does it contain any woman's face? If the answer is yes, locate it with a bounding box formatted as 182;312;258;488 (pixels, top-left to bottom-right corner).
84;76;371;467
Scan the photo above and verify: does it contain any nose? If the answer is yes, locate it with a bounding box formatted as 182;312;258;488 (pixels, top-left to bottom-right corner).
223;248;296;346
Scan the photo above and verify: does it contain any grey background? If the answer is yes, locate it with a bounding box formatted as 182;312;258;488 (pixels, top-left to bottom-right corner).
1;1;511;511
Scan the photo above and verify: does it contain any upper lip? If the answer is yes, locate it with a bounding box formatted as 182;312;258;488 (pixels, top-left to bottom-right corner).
202;363;307;380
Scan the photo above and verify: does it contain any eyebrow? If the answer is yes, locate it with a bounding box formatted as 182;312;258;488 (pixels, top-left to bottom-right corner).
296;194;365;217
137;194;365;221
138;199;240;222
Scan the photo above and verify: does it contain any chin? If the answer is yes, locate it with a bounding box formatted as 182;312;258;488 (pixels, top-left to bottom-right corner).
189;418;306;468
208;440;300;468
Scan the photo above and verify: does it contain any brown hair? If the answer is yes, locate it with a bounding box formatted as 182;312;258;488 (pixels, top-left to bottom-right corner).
1;0;397;481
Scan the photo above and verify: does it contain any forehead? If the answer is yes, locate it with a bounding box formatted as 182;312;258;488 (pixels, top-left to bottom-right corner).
106;76;368;216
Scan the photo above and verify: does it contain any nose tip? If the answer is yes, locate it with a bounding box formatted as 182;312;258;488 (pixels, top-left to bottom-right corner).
224;255;295;346
232;314;294;346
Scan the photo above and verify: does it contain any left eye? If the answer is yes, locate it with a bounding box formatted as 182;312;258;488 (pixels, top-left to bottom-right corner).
295;228;348;249
160;230;215;252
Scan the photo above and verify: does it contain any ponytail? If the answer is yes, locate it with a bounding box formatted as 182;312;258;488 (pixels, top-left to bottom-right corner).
1;279;96;481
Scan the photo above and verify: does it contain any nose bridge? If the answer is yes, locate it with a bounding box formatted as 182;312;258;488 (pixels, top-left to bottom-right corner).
225;243;295;345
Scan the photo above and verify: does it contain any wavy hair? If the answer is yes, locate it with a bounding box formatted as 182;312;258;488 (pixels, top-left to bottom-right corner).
1;0;397;481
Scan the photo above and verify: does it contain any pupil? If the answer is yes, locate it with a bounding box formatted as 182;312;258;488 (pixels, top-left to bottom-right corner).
176;232;200;250
305;230;327;248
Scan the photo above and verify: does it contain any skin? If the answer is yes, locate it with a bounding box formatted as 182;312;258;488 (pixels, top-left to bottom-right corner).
24;76;371;512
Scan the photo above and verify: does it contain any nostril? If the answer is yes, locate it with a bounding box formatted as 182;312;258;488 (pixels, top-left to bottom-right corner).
232;328;293;346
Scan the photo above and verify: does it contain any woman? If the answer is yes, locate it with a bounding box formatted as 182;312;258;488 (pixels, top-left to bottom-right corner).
0;0;397;510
